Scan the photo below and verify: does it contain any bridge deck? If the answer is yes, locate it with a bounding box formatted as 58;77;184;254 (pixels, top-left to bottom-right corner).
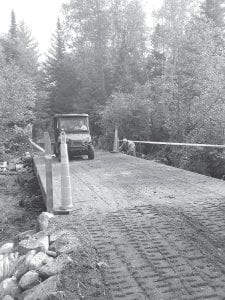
34;150;225;212
34;151;225;299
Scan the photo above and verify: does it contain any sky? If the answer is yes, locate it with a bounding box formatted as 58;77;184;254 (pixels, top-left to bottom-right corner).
0;0;163;56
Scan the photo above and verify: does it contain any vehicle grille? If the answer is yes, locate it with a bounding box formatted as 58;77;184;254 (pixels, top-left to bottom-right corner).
70;141;83;147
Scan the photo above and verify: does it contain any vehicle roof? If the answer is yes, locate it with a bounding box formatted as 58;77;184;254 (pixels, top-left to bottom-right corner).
54;114;89;118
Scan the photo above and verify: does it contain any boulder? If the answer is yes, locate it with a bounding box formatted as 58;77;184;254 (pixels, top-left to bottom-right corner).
25;250;37;266
13;255;28;280
38;254;72;279
41;291;65;299
46;250;58;258
15;230;36;245
0;277;21;299
36;212;54;232
0;243;14;255
19;270;40;290
20;275;59;300
18;232;49;254
49;232;80;254
3;295;14;300
17;287;35;300
0;252;20;282
28;252;48;270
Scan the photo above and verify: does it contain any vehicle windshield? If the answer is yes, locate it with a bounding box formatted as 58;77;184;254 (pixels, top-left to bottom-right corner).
58;117;88;132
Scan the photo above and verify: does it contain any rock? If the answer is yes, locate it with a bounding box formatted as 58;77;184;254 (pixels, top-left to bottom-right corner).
0;161;7;172
42;291;65;299
29;252;48;270
19;270;40;290
39;254;72;279
20;275;59;300
16;164;24;171
36;212;54;232
17;287;35;300
96;261;109;269
3;295;15;300
0;277;21;299
8;163;16;171
49;232;80;254
0;252;20;282
0;243;14;255
15;230;36;244
25;250;37;266
46;250;58;258
18;231;49;254
13;255;28;280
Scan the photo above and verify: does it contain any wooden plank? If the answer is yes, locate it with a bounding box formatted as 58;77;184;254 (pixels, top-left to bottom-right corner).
44;132;53;213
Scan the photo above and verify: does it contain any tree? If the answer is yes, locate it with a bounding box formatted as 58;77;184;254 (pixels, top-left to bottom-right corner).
101;85;152;142
44;19;82;116
2;12;39;77
109;0;147;91
201;0;225;26
146;24;165;80
0;64;36;127
9;10;17;39
62;0;109;102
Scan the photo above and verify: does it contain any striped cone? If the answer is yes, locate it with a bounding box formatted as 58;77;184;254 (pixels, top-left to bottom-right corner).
59;132;73;211
112;126;119;153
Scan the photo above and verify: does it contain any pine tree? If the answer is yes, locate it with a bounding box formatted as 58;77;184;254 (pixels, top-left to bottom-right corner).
201;0;225;26
16;21;39;77
9;10;17;39
44;19;81;116
3;12;39;76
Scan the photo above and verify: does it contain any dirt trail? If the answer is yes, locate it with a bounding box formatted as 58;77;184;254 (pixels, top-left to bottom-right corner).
66;152;225;299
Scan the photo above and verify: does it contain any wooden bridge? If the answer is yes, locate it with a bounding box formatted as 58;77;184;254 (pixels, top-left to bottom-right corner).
34;150;225;213
33;146;225;299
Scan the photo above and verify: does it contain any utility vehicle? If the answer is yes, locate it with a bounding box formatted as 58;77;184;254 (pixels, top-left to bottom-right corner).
53;114;94;160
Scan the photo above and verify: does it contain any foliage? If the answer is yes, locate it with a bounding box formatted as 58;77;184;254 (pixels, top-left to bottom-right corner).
0;64;36;127
201;0;225;26
101;85;152;140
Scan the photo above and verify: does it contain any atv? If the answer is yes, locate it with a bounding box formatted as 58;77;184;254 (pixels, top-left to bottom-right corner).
53;114;94;160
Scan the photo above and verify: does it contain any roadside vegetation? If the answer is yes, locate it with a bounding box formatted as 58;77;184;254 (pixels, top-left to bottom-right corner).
1;0;225;177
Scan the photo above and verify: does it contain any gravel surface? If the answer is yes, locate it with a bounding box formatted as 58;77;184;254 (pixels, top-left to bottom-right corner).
34;151;225;299
66;152;225;299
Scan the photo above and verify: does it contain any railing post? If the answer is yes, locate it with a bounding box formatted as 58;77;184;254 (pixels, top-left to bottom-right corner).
59;131;73;211
112;125;119;153
44;132;53;213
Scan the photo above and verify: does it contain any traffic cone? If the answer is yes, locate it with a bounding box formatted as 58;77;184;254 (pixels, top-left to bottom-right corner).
112;126;119;153
59;131;73;211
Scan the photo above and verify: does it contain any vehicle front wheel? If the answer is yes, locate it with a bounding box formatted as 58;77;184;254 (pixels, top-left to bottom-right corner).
88;145;94;160
57;144;61;162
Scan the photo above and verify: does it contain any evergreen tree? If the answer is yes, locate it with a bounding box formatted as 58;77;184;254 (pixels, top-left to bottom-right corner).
9;10;17;39
44;19;81;116
2;13;39;77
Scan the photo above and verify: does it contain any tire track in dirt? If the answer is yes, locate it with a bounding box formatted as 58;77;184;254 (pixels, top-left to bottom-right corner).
82;204;225;300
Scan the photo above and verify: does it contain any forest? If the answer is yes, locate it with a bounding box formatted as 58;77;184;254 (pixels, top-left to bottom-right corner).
1;0;225;177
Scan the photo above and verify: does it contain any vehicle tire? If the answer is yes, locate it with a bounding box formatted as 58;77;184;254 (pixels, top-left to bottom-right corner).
88;145;94;160
57;145;61;162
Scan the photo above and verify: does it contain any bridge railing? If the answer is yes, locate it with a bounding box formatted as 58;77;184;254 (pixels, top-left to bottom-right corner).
29;133;53;213
112;127;225;157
